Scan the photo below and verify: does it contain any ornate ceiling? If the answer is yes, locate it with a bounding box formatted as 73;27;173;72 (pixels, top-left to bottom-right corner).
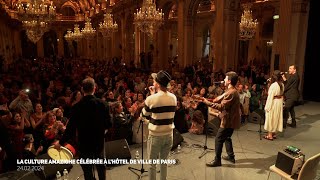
0;0;277;24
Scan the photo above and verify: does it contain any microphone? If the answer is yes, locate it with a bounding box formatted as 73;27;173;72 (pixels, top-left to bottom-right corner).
212;81;224;84
280;72;288;75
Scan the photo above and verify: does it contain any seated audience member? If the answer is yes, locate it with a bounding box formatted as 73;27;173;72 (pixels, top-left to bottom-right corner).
189;110;205;135
111;101;134;144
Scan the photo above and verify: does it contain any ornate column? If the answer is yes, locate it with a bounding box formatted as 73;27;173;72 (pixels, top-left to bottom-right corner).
121;13;126;61
277;0;309;96
212;0;239;72
222;0;240;70
177;0;185;68
57;31;64;57
37;37;44;58
212;0;224;72
183;19;193;68
13;30;22;57
158;24;169;69
278;0;292;71
271;7;280;73
289;0;309;95
134;25;140;66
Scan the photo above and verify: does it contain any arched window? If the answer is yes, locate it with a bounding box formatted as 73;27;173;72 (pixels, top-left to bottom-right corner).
203;29;210;57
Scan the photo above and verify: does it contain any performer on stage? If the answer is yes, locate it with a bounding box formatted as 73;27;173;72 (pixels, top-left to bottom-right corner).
282;65;300;128
141;70;177;180
199;71;240;167
55;77;111;180
263;70;284;140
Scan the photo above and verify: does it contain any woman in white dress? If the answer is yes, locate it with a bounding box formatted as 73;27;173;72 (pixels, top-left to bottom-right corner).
264;70;284;140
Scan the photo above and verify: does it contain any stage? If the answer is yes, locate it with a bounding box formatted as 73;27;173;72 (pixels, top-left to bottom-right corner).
1;101;320;180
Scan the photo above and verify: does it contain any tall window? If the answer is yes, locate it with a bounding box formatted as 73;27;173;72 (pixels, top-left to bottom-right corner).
203;29;210;57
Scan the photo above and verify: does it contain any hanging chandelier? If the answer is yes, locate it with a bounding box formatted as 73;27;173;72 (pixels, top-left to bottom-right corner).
99;13;118;38
134;0;164;38
64;30;73;43
16;0;56;43
72;24;83;42
239;3;258;40
81;18;96;40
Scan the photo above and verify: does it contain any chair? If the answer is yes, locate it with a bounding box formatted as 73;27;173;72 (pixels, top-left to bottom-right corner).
267;153;320;180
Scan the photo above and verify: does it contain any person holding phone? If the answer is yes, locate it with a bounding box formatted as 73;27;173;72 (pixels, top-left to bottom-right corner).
9;90;33;118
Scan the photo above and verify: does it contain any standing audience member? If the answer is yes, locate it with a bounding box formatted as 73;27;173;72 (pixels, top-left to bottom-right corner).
264;70;284;140
249;84;260;112
282;65;300;128
174;97;188;134
30;103;46;149
70;90;82;107
8;111;27;159
9;90;34;118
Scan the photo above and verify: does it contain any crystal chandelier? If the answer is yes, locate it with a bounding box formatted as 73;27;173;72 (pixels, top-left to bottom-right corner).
16;0;56;43
64;30;73;43
24;21;48;43
99;13;118;38
81;18;96;40
239;3;258;40
134;0;164;38
72;24;83;42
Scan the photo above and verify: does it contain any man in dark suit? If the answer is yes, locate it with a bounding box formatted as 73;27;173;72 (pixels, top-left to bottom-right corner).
282;65;300;128
200;71;240;167
55;77;111;180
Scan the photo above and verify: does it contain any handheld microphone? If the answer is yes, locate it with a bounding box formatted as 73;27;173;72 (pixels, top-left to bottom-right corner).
280;72;288;75
213;81;224;84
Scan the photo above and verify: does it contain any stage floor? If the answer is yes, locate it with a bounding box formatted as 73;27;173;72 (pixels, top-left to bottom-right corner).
1;101;320;180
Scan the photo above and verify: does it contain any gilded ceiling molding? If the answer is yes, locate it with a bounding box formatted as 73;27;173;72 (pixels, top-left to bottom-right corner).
158;0;176;22
61;0;80;13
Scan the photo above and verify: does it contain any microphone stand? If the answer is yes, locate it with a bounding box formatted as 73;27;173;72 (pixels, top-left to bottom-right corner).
198;115;214;159
247;110;266;140
128;118;148;180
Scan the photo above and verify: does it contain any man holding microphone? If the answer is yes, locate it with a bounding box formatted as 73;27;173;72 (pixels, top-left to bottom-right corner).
141;70;177;180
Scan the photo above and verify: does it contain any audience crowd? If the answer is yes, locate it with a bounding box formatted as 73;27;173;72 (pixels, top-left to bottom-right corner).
0;57;271;173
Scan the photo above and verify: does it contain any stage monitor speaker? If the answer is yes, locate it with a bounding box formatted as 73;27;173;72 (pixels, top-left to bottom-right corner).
275;151;303;175
105;139;131;161
171;129;184;150
207;116;221;136
248;109;265;124
34;153;73;180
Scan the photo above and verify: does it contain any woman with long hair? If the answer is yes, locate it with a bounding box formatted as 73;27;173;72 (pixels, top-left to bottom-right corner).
264;70;284;140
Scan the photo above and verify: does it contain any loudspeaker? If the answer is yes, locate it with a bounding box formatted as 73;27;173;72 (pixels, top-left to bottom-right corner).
34;153;73;180
248;109;265;124
275;151;303;175
207;116;221;136
171;129;184;150
105;139;131;161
